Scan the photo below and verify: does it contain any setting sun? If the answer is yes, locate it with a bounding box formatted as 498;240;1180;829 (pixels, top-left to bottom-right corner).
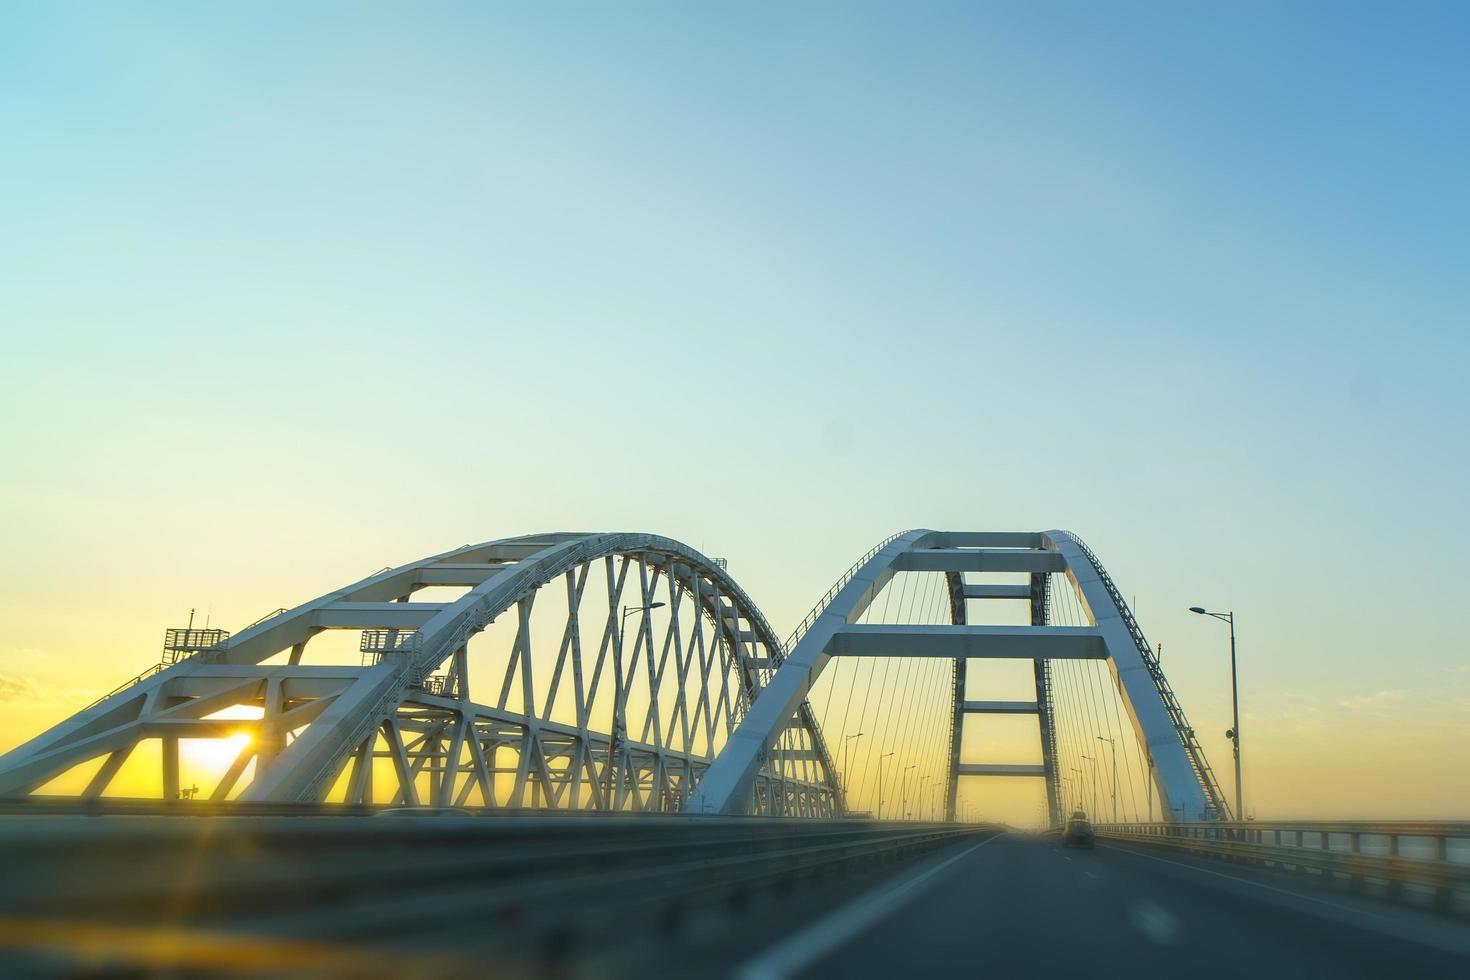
175;705;264;797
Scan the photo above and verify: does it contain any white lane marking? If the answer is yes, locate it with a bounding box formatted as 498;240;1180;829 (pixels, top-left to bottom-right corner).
734;833;1003;980
1083;871;1098;879
1103;843;1470;957
1061;854;1073;861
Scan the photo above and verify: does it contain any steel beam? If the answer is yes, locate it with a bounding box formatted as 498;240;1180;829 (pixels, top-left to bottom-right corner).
929;532;1044;549
958;764;1046;776
962;584;1032;600
415;564;512;586
962;700;1039;714
828;624;1106;660
315;603;445;629
893;549;1065;574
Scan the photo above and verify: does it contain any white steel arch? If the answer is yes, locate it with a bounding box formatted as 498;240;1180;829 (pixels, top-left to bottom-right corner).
0;533;841;816
684;530;1228;822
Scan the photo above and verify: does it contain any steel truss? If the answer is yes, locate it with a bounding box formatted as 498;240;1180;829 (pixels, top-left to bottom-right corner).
0;533;839;816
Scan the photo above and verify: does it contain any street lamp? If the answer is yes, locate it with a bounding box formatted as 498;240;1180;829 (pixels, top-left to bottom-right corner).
1190;606;1242;820
841;733;864;805
877;751;895;819
1070;767;1087;818
902;764;916;818
1097;736;1118;823
622;601;666;623
1081;754;1101;817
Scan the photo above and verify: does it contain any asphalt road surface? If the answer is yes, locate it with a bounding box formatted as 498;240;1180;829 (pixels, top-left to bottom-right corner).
736;834;1470;979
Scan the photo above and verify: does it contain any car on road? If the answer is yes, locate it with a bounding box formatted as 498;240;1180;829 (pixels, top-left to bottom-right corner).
1062;810;1095;848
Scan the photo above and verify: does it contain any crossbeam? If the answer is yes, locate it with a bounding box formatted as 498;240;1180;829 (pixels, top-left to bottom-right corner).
892;549;1065;574
928;532;1044;549
827;624;1106;660
962;584;1032;600
416;564;513;586
315;603;445;629
962;700;1039;714
957;764;1047;776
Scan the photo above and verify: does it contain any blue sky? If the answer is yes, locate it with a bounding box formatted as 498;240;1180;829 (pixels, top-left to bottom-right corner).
2;2;1467;815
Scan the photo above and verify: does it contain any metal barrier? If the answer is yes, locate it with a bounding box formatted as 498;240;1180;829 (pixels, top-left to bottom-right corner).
0;809;990;972
1097;821;1470;916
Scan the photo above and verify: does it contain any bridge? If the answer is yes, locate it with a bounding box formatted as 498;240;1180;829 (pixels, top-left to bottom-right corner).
0;529;1464;976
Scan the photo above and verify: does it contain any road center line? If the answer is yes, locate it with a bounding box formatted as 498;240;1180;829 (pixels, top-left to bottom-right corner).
734;833;1002;980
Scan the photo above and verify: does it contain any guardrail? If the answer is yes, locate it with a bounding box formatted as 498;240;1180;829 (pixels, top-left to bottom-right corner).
0;809;990;974
1097;821;1470;916
81;661;173;712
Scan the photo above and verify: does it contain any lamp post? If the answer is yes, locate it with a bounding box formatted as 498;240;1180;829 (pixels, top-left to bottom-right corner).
1190;606;1242;820
608;601;666;805
1062;776;1075;815
841;733;864;809
1070;767;1087;817
1145;749;1155;822
1081;754;1101;817
1097;735;1118;823
877;752;895;818
902;764;916;818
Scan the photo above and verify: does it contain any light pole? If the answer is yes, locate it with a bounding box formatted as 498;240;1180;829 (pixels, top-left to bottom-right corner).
1070;767;1087;817
902;764;916;818
1081;754;1101;817
841;732;864;805
1145;750;1155;822
877;751;895;818
1191;606;1242;820
609;602;666;804
1097;735;1118;823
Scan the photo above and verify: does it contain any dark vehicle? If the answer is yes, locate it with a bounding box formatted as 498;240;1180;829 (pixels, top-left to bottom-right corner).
1061;810;1095;848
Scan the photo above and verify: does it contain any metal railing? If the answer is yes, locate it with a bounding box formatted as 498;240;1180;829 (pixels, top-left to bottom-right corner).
161;627;230;663
82;662;172;712
1098;820;1470;915
244;607;289;629
783;529;915;650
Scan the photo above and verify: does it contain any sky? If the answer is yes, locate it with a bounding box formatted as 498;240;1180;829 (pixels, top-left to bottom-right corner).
1;2;1467;819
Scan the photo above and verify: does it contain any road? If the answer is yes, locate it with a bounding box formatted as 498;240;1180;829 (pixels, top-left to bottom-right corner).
738;835;1470;979
0;813;1465;977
